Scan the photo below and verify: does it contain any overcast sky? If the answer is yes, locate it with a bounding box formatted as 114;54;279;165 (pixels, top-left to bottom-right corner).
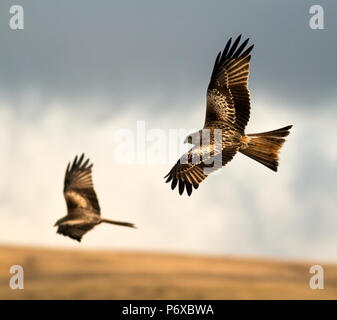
0;0;336;261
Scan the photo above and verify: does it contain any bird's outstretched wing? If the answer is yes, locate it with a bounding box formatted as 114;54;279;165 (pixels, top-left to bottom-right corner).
205;35;254;133
63;153;100;215
164;143;238;196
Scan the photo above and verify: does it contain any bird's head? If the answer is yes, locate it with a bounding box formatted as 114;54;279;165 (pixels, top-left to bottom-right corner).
184;131;201;145
184;135;193;144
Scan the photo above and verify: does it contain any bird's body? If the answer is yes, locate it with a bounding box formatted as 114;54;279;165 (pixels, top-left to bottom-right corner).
55;154;135;242
165;35;292;196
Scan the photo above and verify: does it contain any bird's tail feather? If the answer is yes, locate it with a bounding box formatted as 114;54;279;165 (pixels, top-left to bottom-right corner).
100;218;136;228
239;125;292;172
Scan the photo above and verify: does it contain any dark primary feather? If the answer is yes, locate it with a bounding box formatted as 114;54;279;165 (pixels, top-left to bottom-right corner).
63;153;100;214
164;146;238;196
205;35;254;132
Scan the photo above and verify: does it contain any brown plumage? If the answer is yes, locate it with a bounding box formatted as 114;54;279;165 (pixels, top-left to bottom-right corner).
54;154;135;242
165;35;292;196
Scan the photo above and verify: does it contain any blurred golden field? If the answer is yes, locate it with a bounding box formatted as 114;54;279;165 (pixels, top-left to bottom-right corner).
0;245;336;299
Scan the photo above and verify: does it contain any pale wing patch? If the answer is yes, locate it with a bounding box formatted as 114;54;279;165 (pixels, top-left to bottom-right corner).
65;191;89;209
206;88;236;127
165;132;238;195
59;219;88;226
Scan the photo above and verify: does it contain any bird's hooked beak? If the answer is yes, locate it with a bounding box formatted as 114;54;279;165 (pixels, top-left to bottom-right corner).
184;135;192;144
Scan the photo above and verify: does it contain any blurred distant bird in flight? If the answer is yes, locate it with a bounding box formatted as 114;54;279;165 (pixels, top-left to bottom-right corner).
165;35;292;196
55;154;135;242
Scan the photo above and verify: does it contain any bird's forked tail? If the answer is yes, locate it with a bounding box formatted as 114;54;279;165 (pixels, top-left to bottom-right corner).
239;125;292;172
100;218;136;228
